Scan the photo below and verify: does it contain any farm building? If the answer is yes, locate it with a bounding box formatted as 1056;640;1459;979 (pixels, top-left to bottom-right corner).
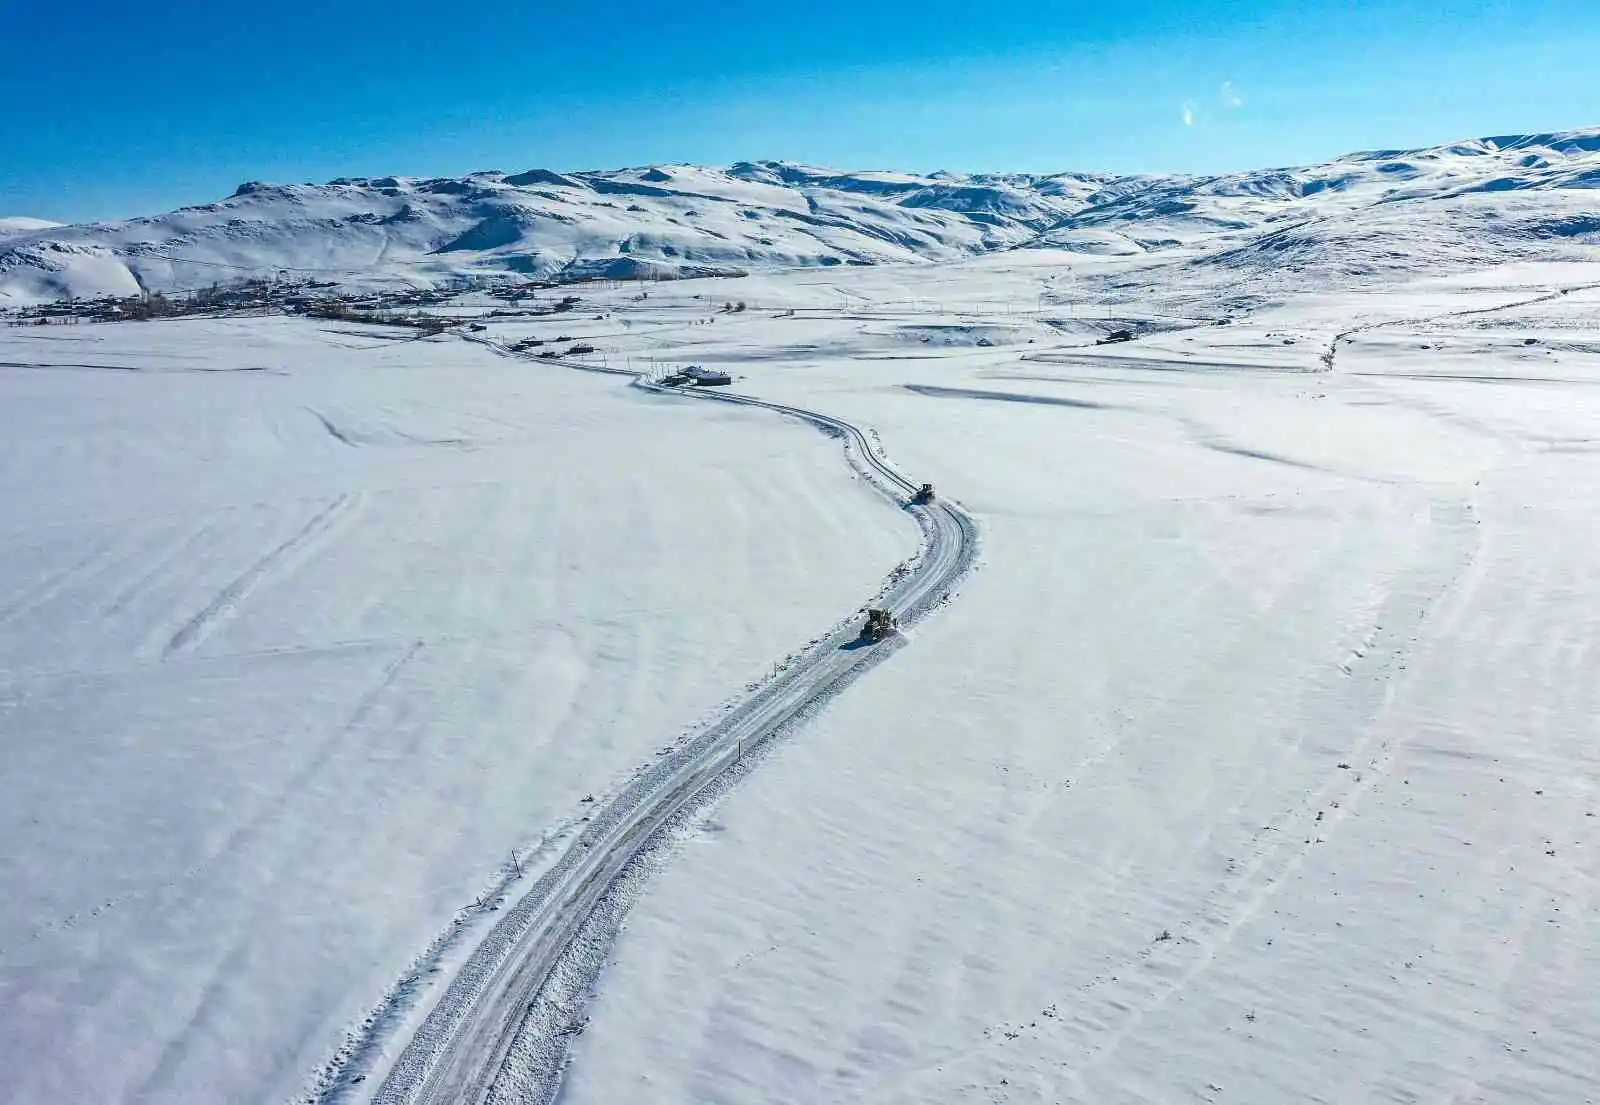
682;366;732;386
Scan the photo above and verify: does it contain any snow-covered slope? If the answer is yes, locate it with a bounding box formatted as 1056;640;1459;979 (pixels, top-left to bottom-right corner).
0;217;62;239
7;129;1599;303
0;165;1107;302
1046;130;1600;274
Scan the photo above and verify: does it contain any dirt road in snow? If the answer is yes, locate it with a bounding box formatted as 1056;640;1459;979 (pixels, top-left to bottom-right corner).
334;381;977;1105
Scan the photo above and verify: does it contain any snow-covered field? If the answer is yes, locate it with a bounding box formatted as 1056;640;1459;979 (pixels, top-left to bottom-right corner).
0;318;911;1103
4;130;1600;1105
546;260;1600;1105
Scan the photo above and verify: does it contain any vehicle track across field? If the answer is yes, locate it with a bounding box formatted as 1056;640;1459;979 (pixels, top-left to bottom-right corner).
318;352;978;1105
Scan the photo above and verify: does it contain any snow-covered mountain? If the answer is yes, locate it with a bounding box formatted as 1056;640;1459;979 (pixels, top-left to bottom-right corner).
0;217;63;240
0;164;1109;302
4;129;1599;303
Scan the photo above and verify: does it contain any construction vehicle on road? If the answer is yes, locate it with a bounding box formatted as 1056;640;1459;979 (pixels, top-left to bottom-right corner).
860;607;897;642
912;483;935;505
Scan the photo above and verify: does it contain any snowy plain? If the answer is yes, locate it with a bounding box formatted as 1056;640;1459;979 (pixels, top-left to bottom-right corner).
3;129;1600;1105
0;318;911;1103
543;260;1600;1105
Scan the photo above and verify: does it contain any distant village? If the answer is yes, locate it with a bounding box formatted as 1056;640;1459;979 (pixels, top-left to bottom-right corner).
2;276;595;330
3;275;742;386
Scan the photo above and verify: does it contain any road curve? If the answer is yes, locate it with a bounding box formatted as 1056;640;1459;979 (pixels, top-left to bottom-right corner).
335;368;977;1105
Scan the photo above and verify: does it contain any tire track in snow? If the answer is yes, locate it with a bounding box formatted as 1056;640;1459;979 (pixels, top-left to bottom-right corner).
0;535;129;629
165;492;361;657
1320;279;1600;372
305;350;978;1105
101;520;222;620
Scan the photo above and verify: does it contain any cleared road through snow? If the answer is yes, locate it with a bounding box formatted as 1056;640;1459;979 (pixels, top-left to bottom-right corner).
346;379;977;1105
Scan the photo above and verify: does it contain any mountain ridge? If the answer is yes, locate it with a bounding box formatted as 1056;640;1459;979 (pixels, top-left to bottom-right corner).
4;127;1598;303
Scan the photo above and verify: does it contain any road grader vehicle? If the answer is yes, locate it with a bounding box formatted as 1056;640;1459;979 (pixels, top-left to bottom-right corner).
860;607;897;643
911;483;935;505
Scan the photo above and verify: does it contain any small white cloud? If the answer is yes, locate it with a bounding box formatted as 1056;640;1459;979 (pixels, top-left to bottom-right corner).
1221;81;1243;109
1181;101;1196;126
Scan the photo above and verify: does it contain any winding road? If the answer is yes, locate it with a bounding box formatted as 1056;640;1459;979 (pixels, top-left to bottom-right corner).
330;367;978;1105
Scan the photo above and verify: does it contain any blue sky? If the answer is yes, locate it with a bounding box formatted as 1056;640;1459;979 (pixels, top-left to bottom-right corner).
2;0;1596;222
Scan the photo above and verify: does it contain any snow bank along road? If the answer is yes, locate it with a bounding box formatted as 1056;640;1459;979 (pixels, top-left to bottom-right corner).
342;371;977;1105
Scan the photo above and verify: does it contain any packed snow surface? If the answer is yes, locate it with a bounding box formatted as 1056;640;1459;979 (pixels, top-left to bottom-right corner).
3;128;1600;1105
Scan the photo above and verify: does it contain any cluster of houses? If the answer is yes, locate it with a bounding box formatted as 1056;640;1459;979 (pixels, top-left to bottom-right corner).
660;365;732;387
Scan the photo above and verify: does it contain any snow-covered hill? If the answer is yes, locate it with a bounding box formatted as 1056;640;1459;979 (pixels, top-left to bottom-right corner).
4;129;1600;302
0;217;62;240
0;165;1106;302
